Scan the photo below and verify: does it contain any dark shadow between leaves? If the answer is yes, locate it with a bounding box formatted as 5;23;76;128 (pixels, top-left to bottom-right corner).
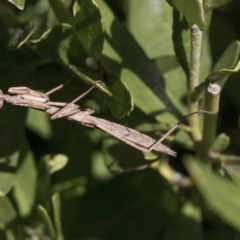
68;168;181;240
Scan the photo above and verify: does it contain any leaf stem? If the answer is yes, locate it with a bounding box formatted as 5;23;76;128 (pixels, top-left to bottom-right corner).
188;24;202;141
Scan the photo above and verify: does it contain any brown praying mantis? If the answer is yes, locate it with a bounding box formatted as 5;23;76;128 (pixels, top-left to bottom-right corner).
0;82;214;157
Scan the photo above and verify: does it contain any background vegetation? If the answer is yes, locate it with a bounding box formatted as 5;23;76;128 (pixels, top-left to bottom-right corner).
0;0;240;239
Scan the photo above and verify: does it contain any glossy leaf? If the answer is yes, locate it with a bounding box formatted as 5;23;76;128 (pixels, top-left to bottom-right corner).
7;0;25;10
166;0;205;29
74;0;104;57
184;155;240;231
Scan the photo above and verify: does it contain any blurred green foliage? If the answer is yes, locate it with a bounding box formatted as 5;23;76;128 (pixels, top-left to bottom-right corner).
0;0;240;239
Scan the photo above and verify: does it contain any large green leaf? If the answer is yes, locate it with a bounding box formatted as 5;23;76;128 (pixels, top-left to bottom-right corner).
95;0;177;123
74;0;104;58
13;138;37;217
0;197;17;227
127;0;174;59
76;169;181;239
127;0;187;116
184;155;240;231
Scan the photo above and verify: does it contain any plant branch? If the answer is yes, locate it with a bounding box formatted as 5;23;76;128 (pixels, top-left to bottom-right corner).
199;82;220;157
188;24;203;141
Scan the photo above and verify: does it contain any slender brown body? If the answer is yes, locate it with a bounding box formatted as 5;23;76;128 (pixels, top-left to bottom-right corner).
0;87;177;157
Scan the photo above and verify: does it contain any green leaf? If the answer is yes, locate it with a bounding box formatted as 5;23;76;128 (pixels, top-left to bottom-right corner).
74;0;104;57
166;0;205;29
13;138;37;217
7;0;25;10
213;40;240;73
210;133;230;153
37;154;67;207
184;155;240;231
127;0;174;59
53;177;88;200
70;65;133;118
95;0;177;123
26;108;52;140
8;21;36;50
49;0;73;24
4;228;17;240
52;193;64;240
127;1;188;116
0;197;17;226
77;169;181;238
30;24;87;66
163;202;203;240
43;154;68;175
69;65;111;95
204;0;235;12
195;60;240;95
0;151;20;196
172;11;190;77
104;73;133;118
103;138;149;173
208;59;240;83
38;205;56;239
174;130;193;150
